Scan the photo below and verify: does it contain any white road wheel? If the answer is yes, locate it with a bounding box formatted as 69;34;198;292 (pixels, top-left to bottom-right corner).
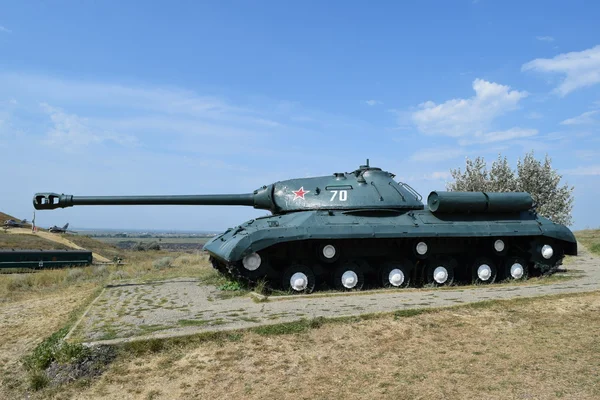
433;266;448;284
416;242;428;255
388;268;405;287
541;245;554;259
341;270;358;289
510;263;524;279
322;244;336;259
494;239;505;252
242;253;261;271
290;272;308;292
477;264;492;281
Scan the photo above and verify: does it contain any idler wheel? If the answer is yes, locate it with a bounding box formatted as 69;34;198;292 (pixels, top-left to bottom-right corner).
504;257;528;280
238;252;273;280
333;262;365;291
282;264;316;294
426;258;455;286
471;257;497;284
380;260;412;288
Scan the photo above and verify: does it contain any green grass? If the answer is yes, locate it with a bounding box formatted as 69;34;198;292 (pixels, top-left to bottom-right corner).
21;288;102;390
178;319;209;327
252;318;325;336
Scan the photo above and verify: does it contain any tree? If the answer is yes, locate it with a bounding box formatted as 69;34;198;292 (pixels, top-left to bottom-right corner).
447;151;574;225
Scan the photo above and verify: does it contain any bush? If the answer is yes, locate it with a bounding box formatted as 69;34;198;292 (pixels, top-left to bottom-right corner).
65;268;85;282
92;265;109;277
7;274;34;291
152;257;174;270
110;270;130;280
448;152;574;225
146;242;161;251
29;372;49;390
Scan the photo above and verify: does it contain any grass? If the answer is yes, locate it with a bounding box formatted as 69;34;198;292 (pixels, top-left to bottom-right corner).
178;319;209;327
0;230;72;250
576;229;600;256
23;290;600;400
63;234;123;259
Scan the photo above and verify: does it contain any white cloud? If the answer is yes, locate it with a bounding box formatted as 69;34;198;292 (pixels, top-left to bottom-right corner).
365;100;382;106
560;110;599;125
410;147;465;162
536;36;555;42
564;165;600;176
0;25;11;34
411;79;528;137
522;45;600;95
459;128;538;145
40;103;137;151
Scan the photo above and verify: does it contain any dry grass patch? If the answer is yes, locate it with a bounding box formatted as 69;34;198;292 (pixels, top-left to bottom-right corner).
0;283;98;397
0;231;72;250
576;229;600;256
42;291;600;400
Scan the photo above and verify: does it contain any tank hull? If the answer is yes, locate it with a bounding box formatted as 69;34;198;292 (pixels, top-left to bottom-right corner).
205;209;576;290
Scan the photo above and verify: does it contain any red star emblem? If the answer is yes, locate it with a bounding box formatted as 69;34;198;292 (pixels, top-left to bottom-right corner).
293;186;310;200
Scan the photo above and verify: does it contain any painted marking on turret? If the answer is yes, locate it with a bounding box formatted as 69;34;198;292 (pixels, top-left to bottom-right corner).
293;187;310;200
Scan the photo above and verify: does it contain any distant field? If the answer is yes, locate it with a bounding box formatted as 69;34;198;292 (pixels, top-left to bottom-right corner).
96;237;212;245
95;236;212;252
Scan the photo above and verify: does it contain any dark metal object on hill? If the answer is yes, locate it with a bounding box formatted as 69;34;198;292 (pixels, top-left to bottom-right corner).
33;161;577;293
3;219;29;229
0;249;92;269
48;223;74;234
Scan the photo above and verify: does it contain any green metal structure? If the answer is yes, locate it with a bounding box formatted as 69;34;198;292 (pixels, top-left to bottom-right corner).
33;162;577;293
0;249;93;270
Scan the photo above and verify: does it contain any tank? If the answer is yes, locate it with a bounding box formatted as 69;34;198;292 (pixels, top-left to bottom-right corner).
33;161;577;293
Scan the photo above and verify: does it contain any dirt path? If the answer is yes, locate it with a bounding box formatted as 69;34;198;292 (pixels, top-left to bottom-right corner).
74;247;600;346
6;228;110;263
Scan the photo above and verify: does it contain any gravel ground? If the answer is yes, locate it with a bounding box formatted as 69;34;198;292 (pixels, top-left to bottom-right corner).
72;248;600;346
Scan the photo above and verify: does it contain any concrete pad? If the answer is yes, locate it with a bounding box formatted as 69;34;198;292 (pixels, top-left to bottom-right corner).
71;249;600;346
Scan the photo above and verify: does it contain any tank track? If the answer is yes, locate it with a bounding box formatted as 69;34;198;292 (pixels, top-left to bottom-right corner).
208;237;567;293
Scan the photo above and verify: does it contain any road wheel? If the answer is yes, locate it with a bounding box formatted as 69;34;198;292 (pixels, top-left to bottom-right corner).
333;261;365;291
504;257;528;281
282;264;316;294
426;258;455;286
380;260;412;288
471;257;497;284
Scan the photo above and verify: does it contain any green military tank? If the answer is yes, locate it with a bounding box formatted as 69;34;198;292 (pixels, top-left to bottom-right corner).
33;161;577;293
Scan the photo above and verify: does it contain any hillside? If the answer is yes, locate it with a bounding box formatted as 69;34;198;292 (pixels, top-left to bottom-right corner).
575;230;600;256
0;232;72;251
0;211;32;228
1;210;120;262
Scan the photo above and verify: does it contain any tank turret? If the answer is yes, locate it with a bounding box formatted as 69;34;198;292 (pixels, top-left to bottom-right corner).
33;163;424;214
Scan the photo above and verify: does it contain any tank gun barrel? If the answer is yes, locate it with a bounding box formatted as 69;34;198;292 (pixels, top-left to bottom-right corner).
33;188;274;211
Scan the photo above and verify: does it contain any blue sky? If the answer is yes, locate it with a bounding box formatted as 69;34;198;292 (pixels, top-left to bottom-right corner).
1;1;599;231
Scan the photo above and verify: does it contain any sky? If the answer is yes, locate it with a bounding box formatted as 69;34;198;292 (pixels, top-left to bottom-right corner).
1;1;599;231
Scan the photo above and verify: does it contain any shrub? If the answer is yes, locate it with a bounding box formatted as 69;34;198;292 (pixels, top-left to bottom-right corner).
110;270;130;280
146;242;161;251
7;274;34;291
448;152;574;225
65;268;85;282
92;265;109;277
152;257;174;270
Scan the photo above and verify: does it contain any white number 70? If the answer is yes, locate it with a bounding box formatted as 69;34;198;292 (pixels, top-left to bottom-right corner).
330;190;348;202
